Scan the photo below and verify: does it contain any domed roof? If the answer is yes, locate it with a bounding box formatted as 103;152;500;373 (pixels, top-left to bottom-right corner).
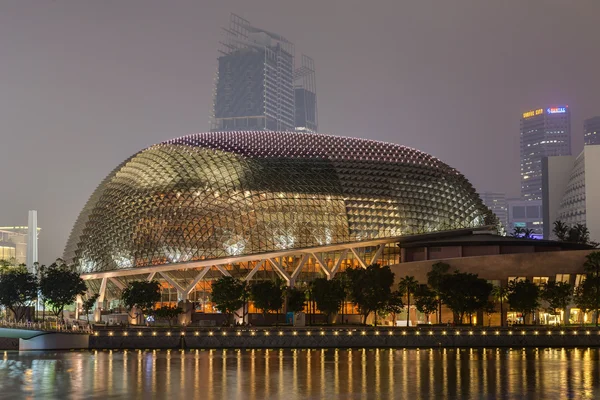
65;131;492;273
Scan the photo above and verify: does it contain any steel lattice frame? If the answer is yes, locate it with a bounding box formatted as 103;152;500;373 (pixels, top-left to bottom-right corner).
65;131;494;292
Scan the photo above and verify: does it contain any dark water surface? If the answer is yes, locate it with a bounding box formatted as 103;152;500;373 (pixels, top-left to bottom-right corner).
0;348;599;399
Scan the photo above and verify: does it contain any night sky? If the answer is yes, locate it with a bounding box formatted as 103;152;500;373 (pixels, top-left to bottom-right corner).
1;0;599;264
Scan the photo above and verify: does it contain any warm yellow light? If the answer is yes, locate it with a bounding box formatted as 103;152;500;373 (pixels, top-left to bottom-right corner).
108;332;114;336
123;332;128;336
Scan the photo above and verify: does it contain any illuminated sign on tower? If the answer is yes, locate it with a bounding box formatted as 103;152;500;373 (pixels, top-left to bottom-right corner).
547;107;567;114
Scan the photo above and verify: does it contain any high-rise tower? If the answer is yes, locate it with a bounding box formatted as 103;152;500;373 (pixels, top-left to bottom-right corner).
211;14;317;133
520;106;571;201
584;116;600;146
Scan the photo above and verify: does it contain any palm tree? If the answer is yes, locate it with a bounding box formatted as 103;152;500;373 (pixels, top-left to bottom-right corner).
492;285;509;327
399;276;418;327
427;262;450;323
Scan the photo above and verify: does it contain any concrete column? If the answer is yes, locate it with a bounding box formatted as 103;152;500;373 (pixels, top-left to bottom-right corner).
26;210;38;273
93;307;102;323
75;295;82;321
177;290;188;302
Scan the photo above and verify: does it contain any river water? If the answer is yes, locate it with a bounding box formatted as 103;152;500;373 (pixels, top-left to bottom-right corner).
0;348;598;399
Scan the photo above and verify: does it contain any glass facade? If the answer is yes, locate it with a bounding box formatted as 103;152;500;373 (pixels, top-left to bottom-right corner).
65;131;494;274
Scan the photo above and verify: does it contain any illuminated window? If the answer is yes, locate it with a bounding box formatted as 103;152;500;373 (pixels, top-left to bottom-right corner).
574;274;586;288
508;276;526;284
555;274;570;284
532;277;549;286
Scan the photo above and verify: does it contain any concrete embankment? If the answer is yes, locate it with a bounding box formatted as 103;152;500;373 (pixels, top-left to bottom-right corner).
87;327;600;350
4;328;600;350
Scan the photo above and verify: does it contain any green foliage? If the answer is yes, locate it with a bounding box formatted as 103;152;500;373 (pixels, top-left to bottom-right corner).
584;252;600;276
249;280;284;316
154;306;183;327
553;220;570;241
0;269;38;321
553;221;599;247
427;261;450;321
121;280;161;317
491;285;509;326
398;276;418;326
414;285;437;322
310;278;346;323
574;276;600;323
541;281;572;324
82;293;99;324
286;287;306;313
39;262;87;320
345;264;396;324
582;251;600;325
211;277;249;323
438;271;493;324
511;227;535;239
507;280;540;323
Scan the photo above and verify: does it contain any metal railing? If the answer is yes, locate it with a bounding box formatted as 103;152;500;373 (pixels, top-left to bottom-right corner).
0;319;94;334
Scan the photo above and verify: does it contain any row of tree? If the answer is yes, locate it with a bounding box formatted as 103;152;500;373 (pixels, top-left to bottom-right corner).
511;220;598;248
210;252;600;327
430;252;600;326
4;251;599;327
0;260;87;322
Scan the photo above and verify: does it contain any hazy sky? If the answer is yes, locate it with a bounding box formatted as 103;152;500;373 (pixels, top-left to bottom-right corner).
1;0;599;264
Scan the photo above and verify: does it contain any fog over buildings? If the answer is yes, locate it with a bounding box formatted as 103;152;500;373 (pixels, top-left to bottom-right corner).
0;0;599;263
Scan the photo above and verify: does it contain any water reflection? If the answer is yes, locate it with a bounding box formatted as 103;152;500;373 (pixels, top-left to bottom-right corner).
0;348;598;399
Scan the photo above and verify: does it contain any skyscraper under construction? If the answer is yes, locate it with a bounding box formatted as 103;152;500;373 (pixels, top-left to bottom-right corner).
211;13;317;133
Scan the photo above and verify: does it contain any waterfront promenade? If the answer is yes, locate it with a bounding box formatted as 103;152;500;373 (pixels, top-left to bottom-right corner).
3;320;600;350
3;325;600;350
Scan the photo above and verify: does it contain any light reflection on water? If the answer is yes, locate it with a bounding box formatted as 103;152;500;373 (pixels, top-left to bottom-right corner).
0;348;598;399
